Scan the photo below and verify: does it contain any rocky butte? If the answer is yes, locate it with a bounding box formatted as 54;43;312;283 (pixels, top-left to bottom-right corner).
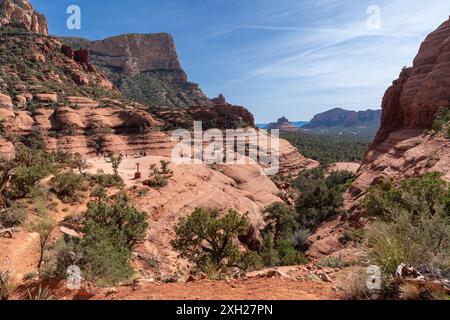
308;17;450;258
60;33;211;108
0;0;47;35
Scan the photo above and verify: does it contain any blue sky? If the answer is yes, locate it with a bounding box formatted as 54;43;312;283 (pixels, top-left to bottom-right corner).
32;0;450;122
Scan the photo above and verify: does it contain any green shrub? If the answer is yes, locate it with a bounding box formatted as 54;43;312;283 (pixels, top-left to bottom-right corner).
5;146;55;199
143;161;172;189
277;239;308;266
89;170;124;189
29;216;55;271
0;202;26;228
0;270;13;300
80;194;148;285
262;202;298;245
51;172;86;203
170;208;250;276
364;173;450;277
295;173;343;230
432;107;450;132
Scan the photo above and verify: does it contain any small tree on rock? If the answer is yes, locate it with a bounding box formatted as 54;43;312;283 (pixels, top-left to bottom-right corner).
170;208;250;275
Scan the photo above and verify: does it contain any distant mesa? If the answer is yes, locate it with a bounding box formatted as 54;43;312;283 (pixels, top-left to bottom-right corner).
265;116;299;131
302;108;381;138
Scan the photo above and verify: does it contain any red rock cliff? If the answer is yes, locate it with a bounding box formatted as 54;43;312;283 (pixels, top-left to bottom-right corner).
0;0;48;35
374;17;450;144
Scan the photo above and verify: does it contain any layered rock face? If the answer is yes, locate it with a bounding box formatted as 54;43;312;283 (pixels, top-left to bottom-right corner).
374;18;450;143
0;0;48;35
89;33;183;76
61;33;211;108
346;18;450;210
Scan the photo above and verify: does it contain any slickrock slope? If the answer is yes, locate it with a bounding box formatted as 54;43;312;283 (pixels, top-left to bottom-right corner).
60;34;211;108
83;156;282;274
0;0;47;35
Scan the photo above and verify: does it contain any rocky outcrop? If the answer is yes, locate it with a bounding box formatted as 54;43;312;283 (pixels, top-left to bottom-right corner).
346;17;450;208
0;0;48;35
307;18;450;260
374;18;450;144
89;33;183;76
59;34;212;108
266;116;299;131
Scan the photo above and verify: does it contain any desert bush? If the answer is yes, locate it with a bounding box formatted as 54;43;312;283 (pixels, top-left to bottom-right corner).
5;146;55;199
295;172;343;230
80;194;148;285
51;172;86;203
69;152;88;174
341;228;365;244
107;152;123;176
259;234;280;267
29;216;56;271
262;202;298;245
0;202;26;228
318;255;348;268
89;169;124;189
143;161;172;189
276;239;308;266
0;270;13;300
364;173;450;277
432;106;450;132
339;269;371;300
170;208;250;276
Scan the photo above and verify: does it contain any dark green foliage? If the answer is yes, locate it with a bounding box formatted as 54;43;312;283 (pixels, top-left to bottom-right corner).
170;208;250;275
51;172;86;203
83;193;148;248
432;106;450;132
364;173;450;277
81;194;148;285
281;131;371;165
107;152;123;177
0;202;27;228
262;202;298;245
294;170;344;230
82;226;134;286
7;146;55;199
143;161;172;189
88;170;124;189
259;203;308;266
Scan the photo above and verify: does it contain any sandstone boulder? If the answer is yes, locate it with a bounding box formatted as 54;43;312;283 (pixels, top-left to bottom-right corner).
0;92;13;108
34;93;58;104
